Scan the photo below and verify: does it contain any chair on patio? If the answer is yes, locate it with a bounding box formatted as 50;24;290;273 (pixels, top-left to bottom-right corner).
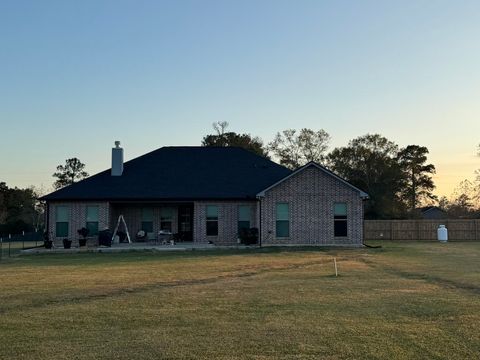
158;230;174;245
135;230;147;242
146;232;156;243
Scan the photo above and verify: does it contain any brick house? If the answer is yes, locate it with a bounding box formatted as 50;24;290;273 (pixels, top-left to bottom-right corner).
41;143;368;247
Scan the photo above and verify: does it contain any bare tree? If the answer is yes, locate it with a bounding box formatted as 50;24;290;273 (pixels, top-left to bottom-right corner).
29;185;49;232
212;121;229;136
448;180;476;218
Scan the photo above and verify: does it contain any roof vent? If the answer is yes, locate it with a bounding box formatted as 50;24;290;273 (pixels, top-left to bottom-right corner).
111;141;123;176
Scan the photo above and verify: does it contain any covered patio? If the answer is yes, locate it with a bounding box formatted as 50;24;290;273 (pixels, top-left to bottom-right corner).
109;201;194;243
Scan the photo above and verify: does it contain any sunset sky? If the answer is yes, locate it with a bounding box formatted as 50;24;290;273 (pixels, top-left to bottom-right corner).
1;0;479;198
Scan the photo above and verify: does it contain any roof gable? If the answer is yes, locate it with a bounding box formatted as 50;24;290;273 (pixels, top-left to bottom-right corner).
418;206;445;214
256;161;369;199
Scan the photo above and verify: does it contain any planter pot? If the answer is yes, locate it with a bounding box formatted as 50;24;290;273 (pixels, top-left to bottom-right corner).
44;240;53;249
63;239;72;249
79;238;87;247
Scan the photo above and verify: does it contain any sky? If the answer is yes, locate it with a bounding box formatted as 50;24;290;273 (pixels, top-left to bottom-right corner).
1;0;479;197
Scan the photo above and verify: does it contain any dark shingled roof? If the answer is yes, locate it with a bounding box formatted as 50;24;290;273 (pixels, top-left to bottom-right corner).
41;146;292;201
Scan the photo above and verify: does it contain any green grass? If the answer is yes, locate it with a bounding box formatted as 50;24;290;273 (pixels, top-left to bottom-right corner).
1;242;479;359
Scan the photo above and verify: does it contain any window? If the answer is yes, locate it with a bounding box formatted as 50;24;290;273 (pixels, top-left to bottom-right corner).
86;205;99;235
334;203;348;237
276;203;289;238
179;207;192;233
141;207;154;233
238;205;251;233
206;205;218;236
160;207;174;232
55;206;69;237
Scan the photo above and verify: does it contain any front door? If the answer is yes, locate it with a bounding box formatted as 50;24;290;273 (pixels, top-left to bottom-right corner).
178;205;193;241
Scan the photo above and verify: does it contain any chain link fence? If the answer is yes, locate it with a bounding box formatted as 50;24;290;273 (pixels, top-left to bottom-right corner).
0;231;44;259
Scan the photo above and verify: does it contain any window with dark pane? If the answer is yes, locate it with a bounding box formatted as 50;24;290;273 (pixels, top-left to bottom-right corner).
141;207;154;233
160;207;174;232
334;203;348;237
206;205;218;236
238;205;251;233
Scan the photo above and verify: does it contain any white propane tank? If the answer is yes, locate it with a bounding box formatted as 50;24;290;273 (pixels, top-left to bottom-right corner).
437;225;448;243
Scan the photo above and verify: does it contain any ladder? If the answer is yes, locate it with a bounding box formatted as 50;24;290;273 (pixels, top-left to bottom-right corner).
112;215;132;244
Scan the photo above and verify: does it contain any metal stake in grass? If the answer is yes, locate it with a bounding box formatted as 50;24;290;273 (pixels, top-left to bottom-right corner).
334;257;338;277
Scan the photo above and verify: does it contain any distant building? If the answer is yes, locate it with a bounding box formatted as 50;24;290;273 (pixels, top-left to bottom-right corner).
417;206;447;219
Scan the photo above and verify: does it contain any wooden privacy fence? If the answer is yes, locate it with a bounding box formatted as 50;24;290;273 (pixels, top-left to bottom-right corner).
364;220;480;241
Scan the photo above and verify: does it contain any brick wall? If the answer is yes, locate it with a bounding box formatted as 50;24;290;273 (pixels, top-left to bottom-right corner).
260;166;364;246
193;201;258;245
47;201;110;247
47;166;365;248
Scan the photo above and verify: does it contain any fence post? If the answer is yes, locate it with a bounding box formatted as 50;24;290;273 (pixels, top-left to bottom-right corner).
475;220;478;241
22;231;25;250
8;234;11;257
446;219;450;241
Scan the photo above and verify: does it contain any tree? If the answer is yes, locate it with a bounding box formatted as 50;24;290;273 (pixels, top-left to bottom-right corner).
396;145;436;212
438;196;449;211
474;143;480;206
447;180;476;218
52;158;89;189
202;122;269;158
0;182;7;225
268;128;331;169
30;185;48;232
327;134;407;219
0;182;42;235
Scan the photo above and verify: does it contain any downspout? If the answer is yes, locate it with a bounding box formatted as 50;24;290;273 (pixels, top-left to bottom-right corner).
361;196;381;249
256;196;263;247
45;202;49;239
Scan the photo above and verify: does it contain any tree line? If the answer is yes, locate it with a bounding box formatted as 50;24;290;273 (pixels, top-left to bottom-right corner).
0;183;44;236
1;124;477;235
202;122;480;219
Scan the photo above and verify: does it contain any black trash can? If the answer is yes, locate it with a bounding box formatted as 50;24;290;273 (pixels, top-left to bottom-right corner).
98;229;112;247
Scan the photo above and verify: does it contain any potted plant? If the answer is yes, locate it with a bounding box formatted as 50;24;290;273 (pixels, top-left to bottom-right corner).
63;238;72;249
77;227;89;247
43;231;53;249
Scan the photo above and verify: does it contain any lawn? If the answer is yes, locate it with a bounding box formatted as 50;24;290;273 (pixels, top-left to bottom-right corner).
0;242;479;359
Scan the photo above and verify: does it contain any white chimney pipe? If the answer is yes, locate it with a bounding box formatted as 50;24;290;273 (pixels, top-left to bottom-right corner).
111;141;124;176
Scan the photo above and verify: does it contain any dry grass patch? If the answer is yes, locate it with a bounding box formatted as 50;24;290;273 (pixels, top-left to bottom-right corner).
1;243;479;359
